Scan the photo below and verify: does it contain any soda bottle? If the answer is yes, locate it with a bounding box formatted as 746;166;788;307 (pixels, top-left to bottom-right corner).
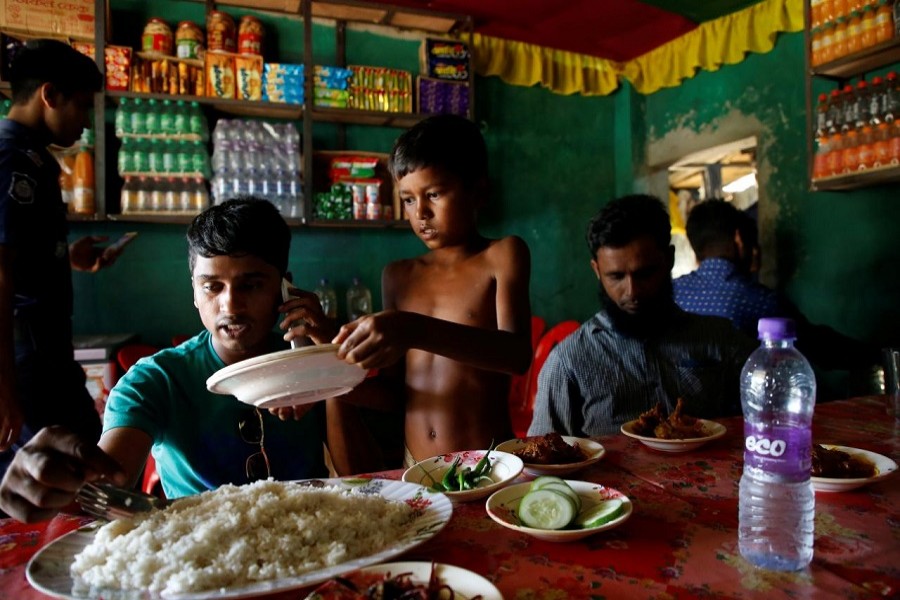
191;176;209;212
120;176;137;214
188;101;206;139
346;277;373;322
115;98;131;137
135;176;150;212
160;99;174;135
145;98;160;136
173;100;188;135
739;318;816;572
314;278;338;319
131;98;146;136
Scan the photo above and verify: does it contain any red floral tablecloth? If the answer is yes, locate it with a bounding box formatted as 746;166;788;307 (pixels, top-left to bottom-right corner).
2;396;897;599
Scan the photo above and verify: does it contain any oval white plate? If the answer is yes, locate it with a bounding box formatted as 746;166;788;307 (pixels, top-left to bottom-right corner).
26;478;452;600
305;561;503;600
495;436;605;476
206;344;367;409
402;450;523;503
812;445;898;492
485;480;632;543
620;418;726;453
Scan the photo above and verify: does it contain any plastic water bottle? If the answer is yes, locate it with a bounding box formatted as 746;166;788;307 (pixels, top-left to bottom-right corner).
314;278;338;319
738;317;816;571
346;277;373;322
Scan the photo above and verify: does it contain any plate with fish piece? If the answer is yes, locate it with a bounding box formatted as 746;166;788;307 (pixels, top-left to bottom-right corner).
811;445;898;492
496;435;605;476
620;419;727;453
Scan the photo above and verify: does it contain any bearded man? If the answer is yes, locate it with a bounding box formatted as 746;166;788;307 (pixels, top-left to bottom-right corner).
528;194;756;437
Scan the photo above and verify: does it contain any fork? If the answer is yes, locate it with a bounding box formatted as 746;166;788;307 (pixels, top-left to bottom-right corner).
76;481;169;521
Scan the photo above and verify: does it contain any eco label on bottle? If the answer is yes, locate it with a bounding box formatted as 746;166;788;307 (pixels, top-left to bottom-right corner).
743;422;812;482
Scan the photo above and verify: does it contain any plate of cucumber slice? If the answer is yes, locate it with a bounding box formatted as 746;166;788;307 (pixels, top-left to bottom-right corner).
485;477;632;542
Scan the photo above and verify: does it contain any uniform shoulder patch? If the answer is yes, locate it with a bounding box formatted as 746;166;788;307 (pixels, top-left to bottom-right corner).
8;171;37;204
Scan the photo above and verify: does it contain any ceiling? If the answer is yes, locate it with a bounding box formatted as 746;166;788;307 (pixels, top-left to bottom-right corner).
383;0;767;61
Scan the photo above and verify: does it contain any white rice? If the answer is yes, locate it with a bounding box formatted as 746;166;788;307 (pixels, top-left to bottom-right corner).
70;480;414;594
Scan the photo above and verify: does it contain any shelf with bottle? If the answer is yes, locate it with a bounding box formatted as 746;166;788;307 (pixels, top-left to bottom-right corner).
107;90;304;121
809;0;899;77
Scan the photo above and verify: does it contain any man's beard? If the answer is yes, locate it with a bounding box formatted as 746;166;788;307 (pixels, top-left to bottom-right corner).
598;277;676;338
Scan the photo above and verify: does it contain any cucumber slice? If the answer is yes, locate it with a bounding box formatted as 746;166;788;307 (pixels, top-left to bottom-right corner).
529;475;566;491
576;499;624;529
539;482;582;511
517;489;577;530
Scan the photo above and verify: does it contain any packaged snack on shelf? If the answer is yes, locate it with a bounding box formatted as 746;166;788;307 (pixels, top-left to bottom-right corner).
348;65;412;112
235;54;263;100
207;10;236;53
143;18;174;56
0;0;94;41
72;43;132;92
417;76;469;117
421;37;469;80
176;21;204;60
315;65;353;88
329;155;379;180
238;15;265;56
265;62;305;79
263;62;305;104
206;52;235;98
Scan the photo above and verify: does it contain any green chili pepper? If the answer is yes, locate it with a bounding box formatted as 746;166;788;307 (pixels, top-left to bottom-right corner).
472;439;496;478
458;467;470;491
441;456;461;491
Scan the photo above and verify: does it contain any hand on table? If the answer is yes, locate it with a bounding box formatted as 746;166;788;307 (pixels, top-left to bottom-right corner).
0;426;126;523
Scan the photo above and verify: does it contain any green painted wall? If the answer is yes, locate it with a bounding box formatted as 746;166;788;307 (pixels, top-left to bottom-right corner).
72;1;619;346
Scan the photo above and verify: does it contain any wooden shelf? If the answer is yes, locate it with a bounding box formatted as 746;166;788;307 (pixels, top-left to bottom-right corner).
66;212;105;222
309;218;407;229
311;106;427;127
811;163;900;191
107;90;304;120
107;213;197;224
812;37;900;79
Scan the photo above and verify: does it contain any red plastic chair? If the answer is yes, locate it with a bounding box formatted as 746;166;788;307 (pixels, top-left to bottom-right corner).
508;316;546;413
513;320;580;436
115;344;165;499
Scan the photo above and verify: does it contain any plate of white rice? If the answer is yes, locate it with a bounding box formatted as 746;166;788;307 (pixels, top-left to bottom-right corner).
26;478;452;599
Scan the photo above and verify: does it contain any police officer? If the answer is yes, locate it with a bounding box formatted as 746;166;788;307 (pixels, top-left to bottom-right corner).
0;40;128;480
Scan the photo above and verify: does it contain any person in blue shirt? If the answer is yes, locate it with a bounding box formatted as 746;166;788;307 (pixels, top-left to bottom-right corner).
0;40;130;480
0;198;336;522
674;198;880;378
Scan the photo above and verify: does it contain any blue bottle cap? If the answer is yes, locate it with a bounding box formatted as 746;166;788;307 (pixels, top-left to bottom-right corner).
757;317;796;341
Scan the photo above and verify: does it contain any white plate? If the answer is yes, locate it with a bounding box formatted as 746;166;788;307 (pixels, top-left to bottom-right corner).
402;450;523;503
206;343;367;409
486;480;632;543
305;561;503;600
26;478;452;600
495;436;606;476
620;418;727;453
812;445;899;492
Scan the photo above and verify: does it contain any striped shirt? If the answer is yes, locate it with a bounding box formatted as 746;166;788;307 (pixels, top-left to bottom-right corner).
673;258;785;337
528;306;756;437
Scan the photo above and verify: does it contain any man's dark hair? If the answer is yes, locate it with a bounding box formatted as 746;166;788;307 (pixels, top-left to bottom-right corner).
586;194;671;256
187;198;290;275
685;198;742;259
389;114;487;189
9;39;102;105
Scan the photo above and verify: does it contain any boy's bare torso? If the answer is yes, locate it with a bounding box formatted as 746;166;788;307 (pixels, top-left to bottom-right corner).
387;239;515;459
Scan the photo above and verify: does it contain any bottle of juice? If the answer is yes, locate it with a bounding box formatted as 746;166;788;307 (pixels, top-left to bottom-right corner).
860;5;876;49
840;85;860;172
821;21;836;64
869;77;890;166
58;151;76;212
833;0;849;19
847;10;863;55
73;144;95;215
833;17;849;59
811;0;824;27
873;0;894;43
855;81;874;169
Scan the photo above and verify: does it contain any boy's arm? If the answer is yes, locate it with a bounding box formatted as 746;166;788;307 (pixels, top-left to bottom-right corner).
335;236;533;375
0;244;23;450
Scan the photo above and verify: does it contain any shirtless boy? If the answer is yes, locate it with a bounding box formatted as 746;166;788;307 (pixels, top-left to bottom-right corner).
332;115;532;463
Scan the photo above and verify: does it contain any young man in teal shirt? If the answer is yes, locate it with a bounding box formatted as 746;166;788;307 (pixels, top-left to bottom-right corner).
0;199;336;521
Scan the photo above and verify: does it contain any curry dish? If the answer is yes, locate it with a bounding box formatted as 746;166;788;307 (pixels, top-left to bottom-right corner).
632;399;707;440
513;432;589;464
811;444;877;478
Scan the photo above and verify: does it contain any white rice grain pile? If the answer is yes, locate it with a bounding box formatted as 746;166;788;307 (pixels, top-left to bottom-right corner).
70;480;414;594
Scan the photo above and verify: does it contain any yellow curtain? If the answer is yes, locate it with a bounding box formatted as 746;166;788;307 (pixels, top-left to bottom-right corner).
470;0;805;97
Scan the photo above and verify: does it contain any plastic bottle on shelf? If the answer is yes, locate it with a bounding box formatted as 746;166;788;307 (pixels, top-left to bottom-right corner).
820;21;836;65
191;140;209;177
192;176;210;212
115;98;131;137
174;100;188;135
133;138;150;174
813;93;831;179
135;176;150;212
131;98;147;136
162;139;177;174
72;142;94;215
839;84;859;173
145;98;160;136
188;101;206;139
314;278;338;319
118;138;133;176
148;139;164;174
738;318;816;572
213;119;231;145
811;0;824;27
832;16;848;59
177;139;192;175
160;99;174;136
149;177;166;212
120;176;137;213
846;10;863;55
886;72;900;164
346;277;373;322
855;80;875;169
860;4;877;49
58;151;75;210
869;76;891;167
164;176;180;212
874;0;894;43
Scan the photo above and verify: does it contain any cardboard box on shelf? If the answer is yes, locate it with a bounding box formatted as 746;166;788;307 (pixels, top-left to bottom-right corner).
0;0;95;42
